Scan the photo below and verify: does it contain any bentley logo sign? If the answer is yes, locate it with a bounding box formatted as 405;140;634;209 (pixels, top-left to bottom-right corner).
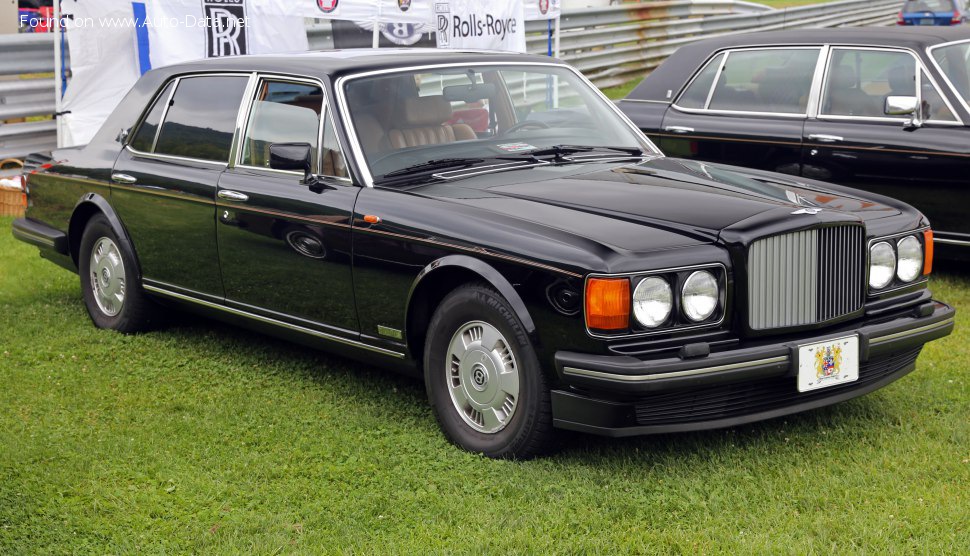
791;208;823;215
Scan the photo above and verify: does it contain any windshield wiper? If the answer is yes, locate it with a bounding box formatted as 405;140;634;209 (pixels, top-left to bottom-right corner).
510;145;646;162
379;158;485;180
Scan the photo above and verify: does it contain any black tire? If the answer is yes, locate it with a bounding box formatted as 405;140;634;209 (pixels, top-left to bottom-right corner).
78;213;158;333
424;282;554;459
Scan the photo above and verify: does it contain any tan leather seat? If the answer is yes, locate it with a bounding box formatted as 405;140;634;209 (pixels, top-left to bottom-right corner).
387;96;476;149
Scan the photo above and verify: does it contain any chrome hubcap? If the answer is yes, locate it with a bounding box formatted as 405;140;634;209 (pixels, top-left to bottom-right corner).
447;321;519;434
89;237;126;317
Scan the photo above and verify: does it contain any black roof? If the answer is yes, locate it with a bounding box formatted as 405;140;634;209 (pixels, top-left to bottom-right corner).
626;27;970;102
149;48;563;80
89;48;564;149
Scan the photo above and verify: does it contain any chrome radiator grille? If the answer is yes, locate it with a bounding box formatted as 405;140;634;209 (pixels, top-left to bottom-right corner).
748;226;864;330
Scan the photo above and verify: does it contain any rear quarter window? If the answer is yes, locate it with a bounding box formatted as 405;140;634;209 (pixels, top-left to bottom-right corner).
153;75;249;162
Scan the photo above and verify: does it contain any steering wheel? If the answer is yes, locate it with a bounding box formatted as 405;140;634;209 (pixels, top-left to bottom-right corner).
500;120;551;136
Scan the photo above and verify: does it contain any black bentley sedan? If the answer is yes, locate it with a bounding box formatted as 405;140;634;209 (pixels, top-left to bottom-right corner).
618;28;970;256
12;49;955;458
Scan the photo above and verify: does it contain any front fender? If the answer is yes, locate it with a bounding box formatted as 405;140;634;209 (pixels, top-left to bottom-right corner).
406;253;538;339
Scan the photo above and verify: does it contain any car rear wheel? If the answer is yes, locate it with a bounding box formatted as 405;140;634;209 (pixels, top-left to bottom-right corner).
424;282;553;459
78;214;158;332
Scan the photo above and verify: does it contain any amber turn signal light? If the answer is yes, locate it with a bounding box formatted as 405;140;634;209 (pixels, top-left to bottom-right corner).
923;229;933;275
585;278;630;331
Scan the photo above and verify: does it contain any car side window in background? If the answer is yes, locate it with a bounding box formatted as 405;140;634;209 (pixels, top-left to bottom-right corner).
707;48;820;114
920;70;959;122
676;52;725;109
821;49;916;119
154;75;249;162
129;81;173;153
241;80;323;170
321;108;349;179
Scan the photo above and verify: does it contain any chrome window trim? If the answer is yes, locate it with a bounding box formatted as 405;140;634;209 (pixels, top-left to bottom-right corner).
927;38;970;120
584;262;728;340
817;45;963;126
126;71;254;165
230;72;354;184
124;144;228;168
334;61;662;188
702;52;728;110
619;99;670;105
866;227;931;297
669;51;724;112
670;46;823;117
151;79;178;152
806;45;831;119
142;281;405;359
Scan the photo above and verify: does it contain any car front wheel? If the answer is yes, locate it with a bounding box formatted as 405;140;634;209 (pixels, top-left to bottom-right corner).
78;214;158;332
424;282;553;459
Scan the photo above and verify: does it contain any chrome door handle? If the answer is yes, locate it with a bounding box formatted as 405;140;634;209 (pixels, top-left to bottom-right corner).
111;173;137;184
808;134;844;143
217;190;249;202
664;126;694;134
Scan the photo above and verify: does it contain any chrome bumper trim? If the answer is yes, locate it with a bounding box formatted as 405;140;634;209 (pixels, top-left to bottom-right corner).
563;355;790;383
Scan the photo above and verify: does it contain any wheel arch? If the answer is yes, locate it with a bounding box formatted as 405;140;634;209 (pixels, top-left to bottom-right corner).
68;193;140;277
404;254;538;366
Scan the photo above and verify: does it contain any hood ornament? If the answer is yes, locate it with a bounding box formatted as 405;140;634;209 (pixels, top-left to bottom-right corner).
791;208;823;215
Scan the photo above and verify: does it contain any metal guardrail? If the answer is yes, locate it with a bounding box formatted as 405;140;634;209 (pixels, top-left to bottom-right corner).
1;0;899;160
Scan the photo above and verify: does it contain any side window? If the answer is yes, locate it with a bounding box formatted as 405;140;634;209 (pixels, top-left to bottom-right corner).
677;52;724;109
821;49;915;118
154;75;249;162
321;109;349;178
241;80;323;169
920;70;958;122
129;81;173;153
708;48;820;114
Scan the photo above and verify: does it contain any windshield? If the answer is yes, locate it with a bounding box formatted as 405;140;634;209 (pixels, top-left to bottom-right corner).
932;42;970;109
342;64;657;183
903;0;954;12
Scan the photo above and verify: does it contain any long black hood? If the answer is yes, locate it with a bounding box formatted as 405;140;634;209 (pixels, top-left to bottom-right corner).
409;157;905;255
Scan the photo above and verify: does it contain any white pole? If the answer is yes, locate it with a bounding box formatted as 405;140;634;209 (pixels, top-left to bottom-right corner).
53;0;64;148
554;15;560;59
372;19;380;48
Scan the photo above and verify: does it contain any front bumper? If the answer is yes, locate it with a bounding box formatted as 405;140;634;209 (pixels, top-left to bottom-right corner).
551;300;954;436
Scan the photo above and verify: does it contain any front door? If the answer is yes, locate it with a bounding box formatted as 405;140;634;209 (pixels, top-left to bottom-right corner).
802;47;970;240
216;76;361;337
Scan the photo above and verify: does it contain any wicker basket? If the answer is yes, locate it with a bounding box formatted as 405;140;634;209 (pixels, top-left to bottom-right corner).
0;189;26;218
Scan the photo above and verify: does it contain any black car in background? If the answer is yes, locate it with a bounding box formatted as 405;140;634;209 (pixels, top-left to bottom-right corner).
618;28;970;255
12;50;954;458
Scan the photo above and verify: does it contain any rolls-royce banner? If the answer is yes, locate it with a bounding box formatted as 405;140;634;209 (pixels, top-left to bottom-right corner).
145;0;308;68
434;0;526;53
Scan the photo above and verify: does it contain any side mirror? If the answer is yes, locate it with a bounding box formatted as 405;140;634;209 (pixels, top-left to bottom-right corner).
269;142;334;193
884;95;922;129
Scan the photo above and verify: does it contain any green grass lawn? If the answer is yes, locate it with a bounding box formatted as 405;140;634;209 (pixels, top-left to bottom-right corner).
1;216;968;553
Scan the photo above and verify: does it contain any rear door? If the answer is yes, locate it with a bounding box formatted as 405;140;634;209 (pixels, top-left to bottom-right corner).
215;75;362;337
659;47;822;176
111;74;250;299
802;46;970;239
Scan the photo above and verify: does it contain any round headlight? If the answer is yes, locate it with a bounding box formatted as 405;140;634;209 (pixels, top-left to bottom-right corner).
682;270;719;322
896;235;923;283
869;241;896;290
633;276;672;328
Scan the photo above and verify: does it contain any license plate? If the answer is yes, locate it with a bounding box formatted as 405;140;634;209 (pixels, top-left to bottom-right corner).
920;18;935;25
797;335;859;392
